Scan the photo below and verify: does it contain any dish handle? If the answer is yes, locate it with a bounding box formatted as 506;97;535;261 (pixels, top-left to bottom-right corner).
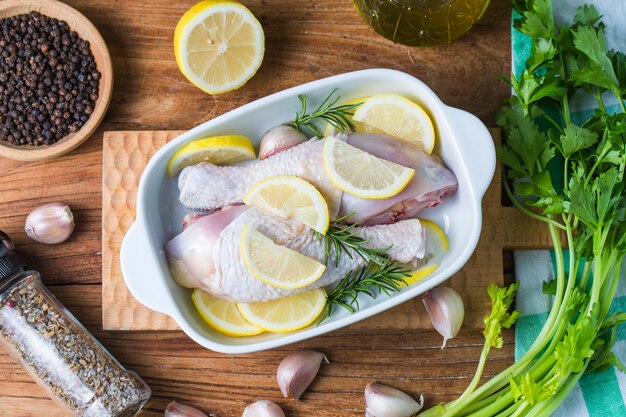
444;106;496;200
120;222;176;316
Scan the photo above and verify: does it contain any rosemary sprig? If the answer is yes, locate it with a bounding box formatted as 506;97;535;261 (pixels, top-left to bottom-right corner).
321;260;411;321
316;214;412;322
287;88;363;138
316;213;390;267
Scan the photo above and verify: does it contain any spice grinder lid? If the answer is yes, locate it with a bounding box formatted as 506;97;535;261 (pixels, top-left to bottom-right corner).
0;231;25;282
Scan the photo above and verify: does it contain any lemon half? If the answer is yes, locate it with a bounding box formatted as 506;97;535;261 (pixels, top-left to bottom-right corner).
237;288;327;332
243;176;330;234
167;135;255;177
323;136;415;200
352;94;436;154
192;289;263;336
174;0;265;94
240;225;326;290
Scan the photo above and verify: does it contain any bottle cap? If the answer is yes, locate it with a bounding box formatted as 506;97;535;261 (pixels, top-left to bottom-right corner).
0;231;25;282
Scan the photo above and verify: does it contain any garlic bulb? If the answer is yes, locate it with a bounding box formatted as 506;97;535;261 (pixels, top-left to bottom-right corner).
422;286;464;348
277;350;328;399
242;400;285;417
364;382;424;417
165;401;210;417
259;125;308;160
24;202;75;244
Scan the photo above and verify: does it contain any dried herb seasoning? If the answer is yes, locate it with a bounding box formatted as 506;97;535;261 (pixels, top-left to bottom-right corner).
0;232;150;416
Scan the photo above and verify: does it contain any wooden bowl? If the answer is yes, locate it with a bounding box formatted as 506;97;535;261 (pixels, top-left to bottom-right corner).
0;0;113;162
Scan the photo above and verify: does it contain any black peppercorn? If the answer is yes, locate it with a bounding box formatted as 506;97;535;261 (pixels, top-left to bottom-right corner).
0;11;100;146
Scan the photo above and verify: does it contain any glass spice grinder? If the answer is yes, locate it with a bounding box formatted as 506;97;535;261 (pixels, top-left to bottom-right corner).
0;231;151;416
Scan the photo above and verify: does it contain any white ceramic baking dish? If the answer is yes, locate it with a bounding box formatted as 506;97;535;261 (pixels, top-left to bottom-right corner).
120;68;495;354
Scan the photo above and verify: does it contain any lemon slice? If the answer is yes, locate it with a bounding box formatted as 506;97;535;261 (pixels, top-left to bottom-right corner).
192;289;264;336
237;288;326;332
241;225;326;290
243;176;330;234
352;94;436;154
323;136;414;200
167;135;255;177
174;0;264;94
403;220;449;286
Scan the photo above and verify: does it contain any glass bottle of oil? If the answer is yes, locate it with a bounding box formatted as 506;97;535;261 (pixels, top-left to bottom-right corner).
354;0;491;46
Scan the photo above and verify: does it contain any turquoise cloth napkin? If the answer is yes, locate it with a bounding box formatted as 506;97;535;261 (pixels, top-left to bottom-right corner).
512;2;626;416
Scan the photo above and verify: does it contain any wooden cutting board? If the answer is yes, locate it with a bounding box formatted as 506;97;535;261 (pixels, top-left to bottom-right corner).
102;129;552;331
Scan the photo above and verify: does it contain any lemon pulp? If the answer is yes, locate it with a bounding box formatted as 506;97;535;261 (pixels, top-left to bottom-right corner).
240;225;326;290
243;176;330;234
192;289;263;336
174;0;265;94
237;288;327;332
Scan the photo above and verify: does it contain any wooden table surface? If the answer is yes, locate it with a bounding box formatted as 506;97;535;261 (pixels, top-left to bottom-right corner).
0;1;512;415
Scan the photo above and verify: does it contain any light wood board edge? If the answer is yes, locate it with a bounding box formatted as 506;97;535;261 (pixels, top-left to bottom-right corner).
102;131;183;330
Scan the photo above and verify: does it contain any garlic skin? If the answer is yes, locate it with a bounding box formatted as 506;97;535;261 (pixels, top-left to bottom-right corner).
277;350;328;400
259;125;308;160
364;382;424;417
422;286;464;348
165;401;210;417
24;202;75;245
242;400;285;417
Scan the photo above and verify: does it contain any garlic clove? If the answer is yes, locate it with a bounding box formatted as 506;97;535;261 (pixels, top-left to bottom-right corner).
277;350;328;400
422;286;465;348
24;202;75;245
242;400;285;417
259;125;308;160
364;382;424;417
165;401;211;417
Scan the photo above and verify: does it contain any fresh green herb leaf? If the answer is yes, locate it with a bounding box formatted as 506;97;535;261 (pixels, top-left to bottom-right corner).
542;279;557;295
514;0;555;39
610;51;626;98
554;316;597;376
574;5;601;27
567;168;600;228
513;71;566;108
315;214;412;321
560;123;598;157
483;283;520;349
316;214;391;267
498;117;554;178
593;352;626;374
571;60;619;92
532;195;567;214
595;167;622;225
601;312;626;330
510;373;559;405
287;88;362;138
526;38;558;73
572;26;617;89
496;100;526;128
321;261;411;321
513;170;556;200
